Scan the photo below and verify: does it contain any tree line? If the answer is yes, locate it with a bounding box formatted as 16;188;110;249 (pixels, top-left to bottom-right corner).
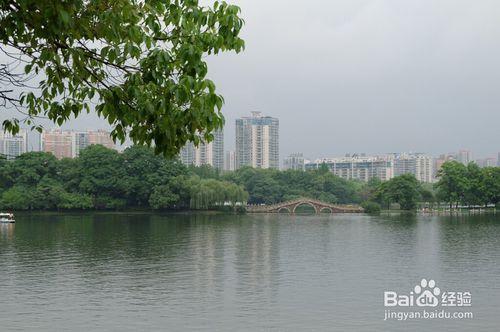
0;146;365;211
0;145;247;211
361;161;500;212
1;146;499;212
435;161;500;209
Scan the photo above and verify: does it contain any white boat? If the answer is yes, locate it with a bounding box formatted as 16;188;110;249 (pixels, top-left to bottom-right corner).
0;213;15;223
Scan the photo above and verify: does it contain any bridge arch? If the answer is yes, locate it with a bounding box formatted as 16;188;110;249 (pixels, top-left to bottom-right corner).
278;207;292;214
292;202;318;214
319;207;333;214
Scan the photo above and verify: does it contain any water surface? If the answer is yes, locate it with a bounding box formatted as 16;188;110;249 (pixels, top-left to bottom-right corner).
1;212;499;331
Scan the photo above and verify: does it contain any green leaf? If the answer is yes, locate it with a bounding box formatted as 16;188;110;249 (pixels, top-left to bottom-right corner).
60;10;70;24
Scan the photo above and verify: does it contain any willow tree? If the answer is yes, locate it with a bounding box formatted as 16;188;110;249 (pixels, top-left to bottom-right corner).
0;0;244;156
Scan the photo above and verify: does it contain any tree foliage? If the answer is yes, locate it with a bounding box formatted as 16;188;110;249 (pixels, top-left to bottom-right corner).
375;174;422;210
435;161;468;208
360;201;381;214
2;150;498;212
436;161;500;208
0;145;248;210
0;0;244;156
223;167;362;205
149;184;179;209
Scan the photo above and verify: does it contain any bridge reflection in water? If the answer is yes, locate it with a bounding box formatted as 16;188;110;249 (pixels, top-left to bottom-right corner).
246;197;364;214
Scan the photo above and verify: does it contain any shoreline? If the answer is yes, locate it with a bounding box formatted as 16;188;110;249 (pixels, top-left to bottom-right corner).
4;208;497;216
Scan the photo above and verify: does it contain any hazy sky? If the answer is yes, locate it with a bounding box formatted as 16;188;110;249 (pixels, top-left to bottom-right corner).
3;0;500;159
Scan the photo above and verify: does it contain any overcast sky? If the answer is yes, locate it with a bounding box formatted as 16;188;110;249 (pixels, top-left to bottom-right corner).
3;0;500;159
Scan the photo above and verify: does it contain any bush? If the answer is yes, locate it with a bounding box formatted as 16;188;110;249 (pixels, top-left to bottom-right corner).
58;193;94;210
361;201;381;214
149;185;179;210
0;186;34;210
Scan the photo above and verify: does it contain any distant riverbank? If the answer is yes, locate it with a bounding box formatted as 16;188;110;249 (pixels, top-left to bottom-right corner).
2;148;499;214
5;207;497;217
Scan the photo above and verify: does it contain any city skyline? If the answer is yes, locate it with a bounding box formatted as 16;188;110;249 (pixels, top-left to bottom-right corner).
5;111;498;161
1;126;499;167
0;126;498;186
2;1;500;159
40;129;115;159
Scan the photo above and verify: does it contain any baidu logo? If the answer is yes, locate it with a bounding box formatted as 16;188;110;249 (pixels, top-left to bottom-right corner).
383;278;473;321
384;278;471;308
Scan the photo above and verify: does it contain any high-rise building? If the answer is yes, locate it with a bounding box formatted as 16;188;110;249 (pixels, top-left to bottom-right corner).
283;153;305;171
305;155;393;182
41;129;115;159
497;152;500;167
235;111;279;169
180;141;196;166
224;150;236;171
41;129;73;159
392;153;433;183
180;130;224;170
457;149;472;165
0;129;28;159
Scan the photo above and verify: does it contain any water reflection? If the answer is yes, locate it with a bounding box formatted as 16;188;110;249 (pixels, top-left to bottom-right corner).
0;223;15;241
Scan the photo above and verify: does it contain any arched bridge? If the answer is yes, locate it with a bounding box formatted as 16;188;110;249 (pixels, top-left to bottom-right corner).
246;197;364;214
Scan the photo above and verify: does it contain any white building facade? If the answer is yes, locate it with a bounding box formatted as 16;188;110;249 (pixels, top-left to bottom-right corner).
224;150;236;171
0;129;28;159
235;112;279;169
392;153;434;183
180;130;224;170
305;155;394;182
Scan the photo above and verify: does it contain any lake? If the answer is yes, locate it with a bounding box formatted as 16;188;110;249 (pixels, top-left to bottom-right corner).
1;212;499;331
